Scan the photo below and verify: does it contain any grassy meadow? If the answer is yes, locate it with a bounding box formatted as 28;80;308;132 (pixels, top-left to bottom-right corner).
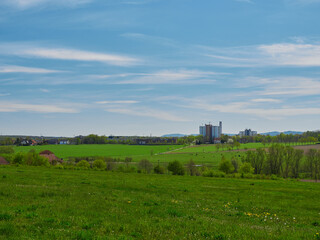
13;144;247;168
0;166;319;239
14;145;182;159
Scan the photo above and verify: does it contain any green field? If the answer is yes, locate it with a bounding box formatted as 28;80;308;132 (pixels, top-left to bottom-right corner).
174;142;285;153
13;144;247;167
14;145;183;159
0;166;319;239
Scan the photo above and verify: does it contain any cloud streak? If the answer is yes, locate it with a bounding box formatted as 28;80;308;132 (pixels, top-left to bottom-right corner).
105;107;189;122
0;43;141;66
2;0;93;9
0;102;78;113
0;65;62;74
201;43;320;67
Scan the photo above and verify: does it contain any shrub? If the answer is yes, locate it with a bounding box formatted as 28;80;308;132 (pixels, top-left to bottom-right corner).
239;162;254;174
218;157;234;174
154;165;165;174
0;146;14;154
203;170;225;178
186;160;199;176
92;159;106;170
138;159;153;174
76;160;90;169
168;161;185;175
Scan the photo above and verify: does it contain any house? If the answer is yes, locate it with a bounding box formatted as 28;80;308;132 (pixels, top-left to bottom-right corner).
59;140;69;145
0;156;9;165
39;150;63;165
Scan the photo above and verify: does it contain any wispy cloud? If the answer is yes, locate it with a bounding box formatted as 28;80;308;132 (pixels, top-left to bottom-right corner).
2;0;93;9
235;0;254;3
182;98;320;120
0;65;62;74
0;93;10;97
103;69;226;84
0;43;141;66
251;98;282;103
105;107;189;122
96;100;139;104
0;102;79;113
201;42;320;67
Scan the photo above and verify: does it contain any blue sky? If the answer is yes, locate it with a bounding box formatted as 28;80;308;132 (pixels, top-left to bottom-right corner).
1;0;320;136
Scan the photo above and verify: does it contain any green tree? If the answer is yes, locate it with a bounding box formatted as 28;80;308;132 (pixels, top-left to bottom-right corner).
92;159;107;170
186;160;198;176
239;162;254;174
168;160;185;175
77;160;90;169
218;156;234;174
138;159;153;174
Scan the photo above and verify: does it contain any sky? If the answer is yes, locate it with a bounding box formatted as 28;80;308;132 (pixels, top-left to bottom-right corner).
1;0;320;137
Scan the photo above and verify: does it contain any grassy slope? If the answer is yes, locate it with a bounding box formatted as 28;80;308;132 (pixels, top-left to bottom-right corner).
0;166;319;239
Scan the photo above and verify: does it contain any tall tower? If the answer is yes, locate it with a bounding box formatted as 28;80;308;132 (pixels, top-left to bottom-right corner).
219;121;222;137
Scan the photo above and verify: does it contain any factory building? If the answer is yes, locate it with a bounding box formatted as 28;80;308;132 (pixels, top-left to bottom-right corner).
199;121;222;143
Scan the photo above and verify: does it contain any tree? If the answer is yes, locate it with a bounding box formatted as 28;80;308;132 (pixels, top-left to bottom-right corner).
292;149;303;178
124;157;132;168
239;162;254;174
218;156;234;174
186;160;198;176
77;160;90;169
138;159;153;174
168;160;185;175
266;144;284;175
92;159;107;170
154;165;165;174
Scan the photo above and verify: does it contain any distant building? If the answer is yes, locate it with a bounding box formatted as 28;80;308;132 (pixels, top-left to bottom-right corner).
199;121;222;143
239;129;257;137
39;150;63;165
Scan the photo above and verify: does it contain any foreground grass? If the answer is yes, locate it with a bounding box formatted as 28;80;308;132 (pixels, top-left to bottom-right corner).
0;166;319;239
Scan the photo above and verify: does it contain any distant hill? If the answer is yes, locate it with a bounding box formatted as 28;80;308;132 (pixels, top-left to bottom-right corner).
162;134;187;138
162;134;199;137
261;131;303;136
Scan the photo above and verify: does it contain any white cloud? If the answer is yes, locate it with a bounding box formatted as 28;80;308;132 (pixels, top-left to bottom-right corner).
22;48;140;66
0;43;140;67
0;102;78;113
115;69;223;84
0;93;10;97
105;107;189;122
96;100;139;104
0;65;62;74
40;88;50;93
251;98;282;103
202;42;320;67
3;0;93;9
235;0;254;3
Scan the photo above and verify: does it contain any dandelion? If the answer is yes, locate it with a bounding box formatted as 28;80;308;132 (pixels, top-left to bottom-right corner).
128;201;131;204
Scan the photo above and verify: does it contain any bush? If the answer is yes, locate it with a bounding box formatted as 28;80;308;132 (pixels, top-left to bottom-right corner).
92;159;106;170
0;146;14;154
218;157;234;174
203;170;225;178
186;160;199;176
76;160;90;169
239;162;254;174
154;165;165;174
11;152;49;166
138;159;153;174
168;161;185;175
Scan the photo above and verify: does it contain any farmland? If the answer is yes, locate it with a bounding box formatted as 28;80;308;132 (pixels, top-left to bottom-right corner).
14;145;182;159
0;166;319;239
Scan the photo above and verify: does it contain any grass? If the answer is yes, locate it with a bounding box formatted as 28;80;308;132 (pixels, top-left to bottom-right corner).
14;144;183;159
0;166;319;239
